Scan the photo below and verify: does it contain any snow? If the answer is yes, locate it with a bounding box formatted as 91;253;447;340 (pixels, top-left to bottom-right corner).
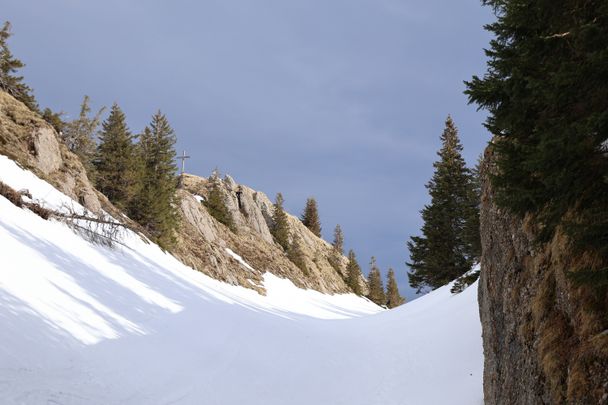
193;194;205;203
0;154;483;405
225;248;255;272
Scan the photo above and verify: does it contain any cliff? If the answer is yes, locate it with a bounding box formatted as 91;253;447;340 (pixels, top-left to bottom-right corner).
0;90;359;297
479;146;608;404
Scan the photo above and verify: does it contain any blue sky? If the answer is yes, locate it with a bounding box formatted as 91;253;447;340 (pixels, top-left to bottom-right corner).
5;0;494;300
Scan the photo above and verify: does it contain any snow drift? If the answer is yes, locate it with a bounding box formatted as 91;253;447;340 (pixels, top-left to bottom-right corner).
0;155;483;404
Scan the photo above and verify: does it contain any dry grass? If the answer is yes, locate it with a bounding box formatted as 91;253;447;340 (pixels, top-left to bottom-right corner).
0;180;23;207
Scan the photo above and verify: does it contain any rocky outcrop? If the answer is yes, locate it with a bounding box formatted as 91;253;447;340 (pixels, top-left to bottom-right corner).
0;89;363;298
479;146;608;404
0;91;102;214
173;174;364;295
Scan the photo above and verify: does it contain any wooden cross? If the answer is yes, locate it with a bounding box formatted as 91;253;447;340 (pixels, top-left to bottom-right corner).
178;150;190;175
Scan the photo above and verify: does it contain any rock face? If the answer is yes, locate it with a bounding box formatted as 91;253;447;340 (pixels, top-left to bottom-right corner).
0;91;102;214
479;146;608;404
173;174;365;295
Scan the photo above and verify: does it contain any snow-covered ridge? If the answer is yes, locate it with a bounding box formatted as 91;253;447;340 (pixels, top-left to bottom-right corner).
0;154;483;404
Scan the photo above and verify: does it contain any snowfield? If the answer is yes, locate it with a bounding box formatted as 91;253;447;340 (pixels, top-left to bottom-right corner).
0;155;483;405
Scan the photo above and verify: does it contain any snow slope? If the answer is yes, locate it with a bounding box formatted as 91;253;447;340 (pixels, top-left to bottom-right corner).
0;155;483;405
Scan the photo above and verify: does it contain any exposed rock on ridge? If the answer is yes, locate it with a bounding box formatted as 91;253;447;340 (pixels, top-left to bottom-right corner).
173;174;363;295
0;91;102;214
0;90;362;297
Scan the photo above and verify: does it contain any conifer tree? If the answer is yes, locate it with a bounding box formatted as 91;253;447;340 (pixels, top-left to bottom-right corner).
466;0;608;286
131;111;179;248
95;103;140;210
62;95;105;181
463;157;482;261
332;224;344;255
301;197;322;237
328;224;345;274
386;268;405;308
0;22;37;111
204;170;236;232
271;193;290;251
42;108;65;134
367;257;386;306
407;116;478;292
346;249;363;295
288;235;308;275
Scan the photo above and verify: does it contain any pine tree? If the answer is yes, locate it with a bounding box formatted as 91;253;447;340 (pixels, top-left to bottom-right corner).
332;224;344;255
301;197;322;237
367;257;386;306
95;103;140;210
386;268;405;308
271;192;290;251
204;170;236;232
407;116;478;292
131;111;179;248
288;235;308;275
465;0;608;286
0;21;37;111
62;95;105;182
346;249;363;295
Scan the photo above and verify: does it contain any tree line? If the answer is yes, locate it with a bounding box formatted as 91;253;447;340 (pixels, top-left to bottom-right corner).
2;19;406;306
271;192;405;307
1;21;179;249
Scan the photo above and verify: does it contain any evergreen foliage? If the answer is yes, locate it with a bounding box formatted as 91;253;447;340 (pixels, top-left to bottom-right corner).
0;21;38;111
301;197;322;237
271;193;290;251
131;111;179;248
288;235;308;275
204;171;236;232
328;224;345;274
346;249;363;295
451;268;481;294
62;96;105;182
95;103;140;210
465;0;608;285
407;116;479;292
367;257;386;306
385;268;405;308
463;158;482;261
42;108;65;134
332;224;344;255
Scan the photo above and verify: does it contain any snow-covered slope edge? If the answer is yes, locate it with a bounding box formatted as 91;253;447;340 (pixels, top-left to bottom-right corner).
0;154;482;405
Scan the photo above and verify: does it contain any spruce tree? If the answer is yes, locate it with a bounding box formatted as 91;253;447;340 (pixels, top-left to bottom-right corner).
0;21;37;111
62;95;105;182
204;170;236;232
95;103;140;210
367;257;386;306
288;235;308;275
271;193;290;251
386;268;405;308
407;116;478;292
346;249;363;295
132;111;179;248
332;224;344;255
465;0;608;286
301;197;322;237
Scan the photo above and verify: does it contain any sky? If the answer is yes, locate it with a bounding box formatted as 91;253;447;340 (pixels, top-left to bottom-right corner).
4;0;494;300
